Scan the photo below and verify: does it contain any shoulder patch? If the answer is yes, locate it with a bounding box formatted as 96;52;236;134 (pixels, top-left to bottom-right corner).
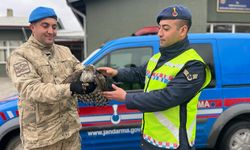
183;69;198;81
14;61;31;77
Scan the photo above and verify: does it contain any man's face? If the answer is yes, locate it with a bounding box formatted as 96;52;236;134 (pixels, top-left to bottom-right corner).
157;19;187;48
30;18;57;46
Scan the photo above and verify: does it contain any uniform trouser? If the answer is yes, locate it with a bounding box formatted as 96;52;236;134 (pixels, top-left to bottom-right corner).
27;132;81;150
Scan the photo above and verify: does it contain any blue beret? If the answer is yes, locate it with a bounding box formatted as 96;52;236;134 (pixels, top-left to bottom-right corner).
29;6;57;23
157;5;192;27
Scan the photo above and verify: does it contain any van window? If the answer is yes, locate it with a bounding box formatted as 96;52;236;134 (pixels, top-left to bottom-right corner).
190;43;215;88
94;47;152;90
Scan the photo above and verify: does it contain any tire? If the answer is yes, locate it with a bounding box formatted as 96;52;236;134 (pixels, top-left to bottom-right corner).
218;121;250;150
5;135;22;150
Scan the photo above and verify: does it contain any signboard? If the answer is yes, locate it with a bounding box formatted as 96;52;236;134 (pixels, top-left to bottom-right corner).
217;0;250;13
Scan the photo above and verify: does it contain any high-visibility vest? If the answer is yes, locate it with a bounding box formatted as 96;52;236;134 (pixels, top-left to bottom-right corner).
143;49;211;149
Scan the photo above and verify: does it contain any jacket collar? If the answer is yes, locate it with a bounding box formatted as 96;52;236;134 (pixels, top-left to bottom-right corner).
28;35;54;51
159;37;190;57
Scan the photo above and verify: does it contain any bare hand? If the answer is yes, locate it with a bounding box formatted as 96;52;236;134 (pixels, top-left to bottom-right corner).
97;67;118;77
102;84;126;102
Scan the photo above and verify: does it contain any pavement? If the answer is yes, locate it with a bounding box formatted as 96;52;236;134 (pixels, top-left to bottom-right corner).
0;76;17;100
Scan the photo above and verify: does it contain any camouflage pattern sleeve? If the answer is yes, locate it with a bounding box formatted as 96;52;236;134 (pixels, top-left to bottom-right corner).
65;46;84;71
6;52;72;103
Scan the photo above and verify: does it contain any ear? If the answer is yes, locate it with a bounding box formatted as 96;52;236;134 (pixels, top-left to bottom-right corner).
29;24;34;31
179;25;188;38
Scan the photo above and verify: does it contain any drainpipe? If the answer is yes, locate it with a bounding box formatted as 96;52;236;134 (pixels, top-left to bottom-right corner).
70;7;87;59
21;27;28;41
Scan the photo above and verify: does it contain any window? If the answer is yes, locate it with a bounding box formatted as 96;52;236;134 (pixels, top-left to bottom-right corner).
190;43;215;88
235;25;250;33
207;23;250;33
95;47;152;90
0;49;7;63
109;48;151;69
0;41;5;46
0;40;23;64
214;25;232;33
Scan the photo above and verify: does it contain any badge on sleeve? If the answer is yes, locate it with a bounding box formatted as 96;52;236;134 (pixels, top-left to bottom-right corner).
183;69;198;81
14;61;31;77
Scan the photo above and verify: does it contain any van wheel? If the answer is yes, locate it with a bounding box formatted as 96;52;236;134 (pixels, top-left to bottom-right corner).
218;121;250;150
5;135;22;150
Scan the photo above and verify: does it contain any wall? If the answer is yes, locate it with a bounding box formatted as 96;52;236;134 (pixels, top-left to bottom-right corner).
207;0;250;23
85;0;207;54
0;29;29;41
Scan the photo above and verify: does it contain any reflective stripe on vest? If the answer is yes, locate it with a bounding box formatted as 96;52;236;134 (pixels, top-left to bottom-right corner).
143;49;211;149
153;112;179;139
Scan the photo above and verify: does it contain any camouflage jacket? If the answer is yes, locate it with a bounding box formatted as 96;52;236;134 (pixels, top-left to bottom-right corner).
6;35;83;149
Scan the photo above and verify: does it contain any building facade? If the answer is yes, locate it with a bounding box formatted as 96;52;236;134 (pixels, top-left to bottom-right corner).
67;0;250;55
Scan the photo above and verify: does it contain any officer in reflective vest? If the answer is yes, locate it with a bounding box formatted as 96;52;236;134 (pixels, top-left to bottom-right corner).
99;4;211;150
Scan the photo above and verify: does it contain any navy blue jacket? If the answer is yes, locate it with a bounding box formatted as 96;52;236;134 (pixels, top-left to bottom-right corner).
114;37;206;150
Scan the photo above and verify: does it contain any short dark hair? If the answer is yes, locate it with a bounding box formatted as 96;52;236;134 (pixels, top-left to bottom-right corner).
176;20;191;30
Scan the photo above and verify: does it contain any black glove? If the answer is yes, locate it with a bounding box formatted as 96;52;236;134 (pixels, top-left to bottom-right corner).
70;80;84;95
70;81;97;95
85;82;97;94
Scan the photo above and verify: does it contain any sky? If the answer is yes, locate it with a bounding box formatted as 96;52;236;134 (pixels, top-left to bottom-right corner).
0;0;82;31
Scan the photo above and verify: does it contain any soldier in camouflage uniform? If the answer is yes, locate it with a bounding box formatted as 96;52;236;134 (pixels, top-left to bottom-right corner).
6;7;96;150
